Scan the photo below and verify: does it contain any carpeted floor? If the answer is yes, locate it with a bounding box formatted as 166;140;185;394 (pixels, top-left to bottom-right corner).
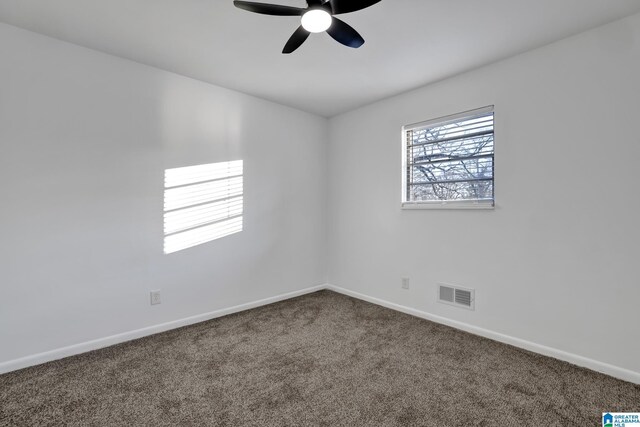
1;290;638;426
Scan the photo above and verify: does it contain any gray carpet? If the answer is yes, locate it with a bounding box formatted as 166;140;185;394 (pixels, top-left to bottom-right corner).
1;290;638;426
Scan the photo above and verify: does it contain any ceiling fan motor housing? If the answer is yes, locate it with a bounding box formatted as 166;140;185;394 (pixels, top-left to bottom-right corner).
233;0;381;53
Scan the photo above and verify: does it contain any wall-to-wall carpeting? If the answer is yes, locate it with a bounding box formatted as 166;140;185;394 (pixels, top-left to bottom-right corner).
1;291;638;426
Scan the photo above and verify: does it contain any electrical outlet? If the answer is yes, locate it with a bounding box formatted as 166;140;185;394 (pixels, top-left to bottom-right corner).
401;278;410;290
150;290;161;305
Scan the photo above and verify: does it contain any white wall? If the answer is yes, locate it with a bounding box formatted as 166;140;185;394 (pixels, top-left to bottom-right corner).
327;13;640;374
0;23;327;365
2;11;639;380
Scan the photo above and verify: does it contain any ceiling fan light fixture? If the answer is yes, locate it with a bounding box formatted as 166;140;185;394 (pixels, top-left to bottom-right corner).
301;9;332;33
233;0;380;53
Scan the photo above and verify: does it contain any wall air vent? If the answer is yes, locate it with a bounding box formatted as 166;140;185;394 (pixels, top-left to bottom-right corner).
438;283;475;310
439;285;454;303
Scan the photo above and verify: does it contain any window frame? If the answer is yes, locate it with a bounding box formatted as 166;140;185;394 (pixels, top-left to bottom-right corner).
401;106;495;210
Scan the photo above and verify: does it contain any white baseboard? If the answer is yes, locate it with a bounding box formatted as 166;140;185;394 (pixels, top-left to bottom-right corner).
326;284;640;385
4;283;638;385
0;284;327;375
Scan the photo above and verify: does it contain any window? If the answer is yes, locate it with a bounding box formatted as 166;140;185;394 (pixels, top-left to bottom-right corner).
402;106;494;209
164;160;243;254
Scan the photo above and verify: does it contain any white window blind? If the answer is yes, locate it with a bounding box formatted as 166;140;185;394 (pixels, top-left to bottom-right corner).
164;160;243;254
402;106;494;208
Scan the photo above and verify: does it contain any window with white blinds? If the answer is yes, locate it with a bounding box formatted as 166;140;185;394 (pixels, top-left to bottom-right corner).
402;106;494;208
163;160;243;254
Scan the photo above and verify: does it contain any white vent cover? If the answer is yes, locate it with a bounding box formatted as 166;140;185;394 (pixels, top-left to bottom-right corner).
438;283;475;310
439;285;454;303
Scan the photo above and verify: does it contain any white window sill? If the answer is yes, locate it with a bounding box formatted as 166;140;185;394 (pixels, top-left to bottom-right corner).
401;201;495;210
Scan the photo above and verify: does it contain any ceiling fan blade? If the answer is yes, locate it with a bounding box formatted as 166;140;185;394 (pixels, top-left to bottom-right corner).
283;26;310;54
326;17;364;48
328;0;381;15
233;1;304;16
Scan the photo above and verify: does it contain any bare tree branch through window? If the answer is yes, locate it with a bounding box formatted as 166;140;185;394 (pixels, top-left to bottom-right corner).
403;107;494;206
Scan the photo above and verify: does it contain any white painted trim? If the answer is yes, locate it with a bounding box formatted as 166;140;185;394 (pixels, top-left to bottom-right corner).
0;284;327;375
326;284;640;385
4;282;639;385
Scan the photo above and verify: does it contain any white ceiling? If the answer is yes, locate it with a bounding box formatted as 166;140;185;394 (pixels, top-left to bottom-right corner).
1;0;640;117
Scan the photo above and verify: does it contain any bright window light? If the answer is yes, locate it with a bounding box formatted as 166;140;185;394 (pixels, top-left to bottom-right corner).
402;106;494;209
164;160;243;254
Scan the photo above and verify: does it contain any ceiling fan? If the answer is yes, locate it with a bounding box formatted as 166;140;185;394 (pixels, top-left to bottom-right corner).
233;0;381;54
